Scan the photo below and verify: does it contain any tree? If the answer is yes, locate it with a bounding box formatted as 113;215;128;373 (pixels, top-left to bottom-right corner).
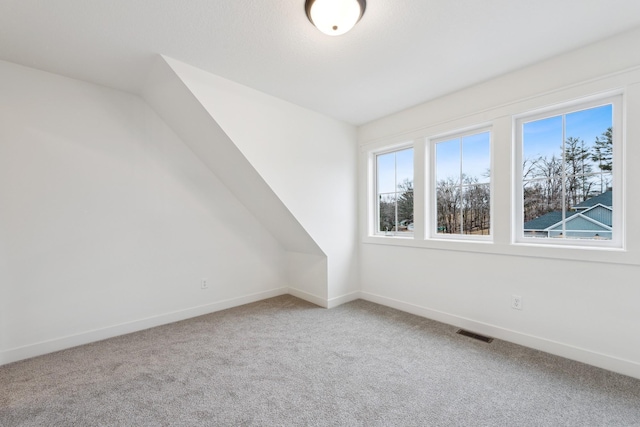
592;127;613;193
397;179;414;226
378;194;395;232
522;124;614;232
592;127;613;172
564;136;592;206
522;154;563;222
378;179;413;233
459;176;489;235
436;175;490;235
436;177;460;234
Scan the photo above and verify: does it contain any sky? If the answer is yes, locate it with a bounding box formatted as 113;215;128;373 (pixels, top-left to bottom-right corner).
523;103;612;164
378;103;612;193
377;148;413;194
436;131;491;184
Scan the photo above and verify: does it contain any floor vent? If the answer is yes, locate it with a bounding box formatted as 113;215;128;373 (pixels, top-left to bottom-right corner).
456;329;494;343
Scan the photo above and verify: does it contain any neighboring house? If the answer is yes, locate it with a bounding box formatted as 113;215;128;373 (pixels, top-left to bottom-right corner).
524;190;612;239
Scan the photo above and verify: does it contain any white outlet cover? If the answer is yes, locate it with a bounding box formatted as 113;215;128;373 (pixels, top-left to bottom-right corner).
511;295;522;310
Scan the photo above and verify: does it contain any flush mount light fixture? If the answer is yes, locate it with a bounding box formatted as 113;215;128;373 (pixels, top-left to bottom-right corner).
305;0;366;36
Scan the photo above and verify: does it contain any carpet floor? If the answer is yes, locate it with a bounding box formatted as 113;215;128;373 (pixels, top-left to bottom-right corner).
1;295;640;426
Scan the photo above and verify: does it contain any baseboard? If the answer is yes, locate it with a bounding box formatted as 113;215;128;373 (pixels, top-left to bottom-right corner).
0;287;289;366
360;291;640;380
9;288;635;380
286;288;362;309
327;291;362;309
287;287;328;308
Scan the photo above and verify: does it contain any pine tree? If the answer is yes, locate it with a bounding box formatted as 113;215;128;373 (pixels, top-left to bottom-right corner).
592;127;613;172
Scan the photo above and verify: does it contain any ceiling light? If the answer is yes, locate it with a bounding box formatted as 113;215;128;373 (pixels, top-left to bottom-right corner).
305;0;366;36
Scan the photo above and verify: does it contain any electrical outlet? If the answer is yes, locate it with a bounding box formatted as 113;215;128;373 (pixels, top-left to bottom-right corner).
201;278;209;290
511;295;523;310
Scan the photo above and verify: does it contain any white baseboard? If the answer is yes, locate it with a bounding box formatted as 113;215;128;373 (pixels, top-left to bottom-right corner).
327;291;362;309
287;287;328;308
286;288;361;309
360;291;640;380
7;288;636;380
0;287;288;366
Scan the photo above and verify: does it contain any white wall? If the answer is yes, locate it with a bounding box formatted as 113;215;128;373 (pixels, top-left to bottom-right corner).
0;60;289;364
162;57;360;305
358;28;640;379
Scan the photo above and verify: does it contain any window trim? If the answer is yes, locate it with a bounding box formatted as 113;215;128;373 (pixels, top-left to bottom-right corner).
361;84;634;266
428;126;493;242
513;93;623;249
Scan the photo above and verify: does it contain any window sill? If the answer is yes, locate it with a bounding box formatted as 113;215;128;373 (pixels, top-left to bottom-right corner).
362;235;636;266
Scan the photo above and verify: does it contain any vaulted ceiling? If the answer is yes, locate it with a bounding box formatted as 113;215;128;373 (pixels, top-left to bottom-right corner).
2;0;640;125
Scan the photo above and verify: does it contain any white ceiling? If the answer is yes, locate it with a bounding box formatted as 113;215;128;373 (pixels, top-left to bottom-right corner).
2;0;640;125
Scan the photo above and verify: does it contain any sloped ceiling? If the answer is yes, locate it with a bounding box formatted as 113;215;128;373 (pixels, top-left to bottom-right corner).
142;55;325;256
1;0;640;125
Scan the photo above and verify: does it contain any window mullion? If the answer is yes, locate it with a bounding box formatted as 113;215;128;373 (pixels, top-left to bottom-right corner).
561;114;567;238
459;137;464;235
394;152;398;234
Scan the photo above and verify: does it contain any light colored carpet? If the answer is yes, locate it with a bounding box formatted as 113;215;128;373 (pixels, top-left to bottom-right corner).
1;295;640;426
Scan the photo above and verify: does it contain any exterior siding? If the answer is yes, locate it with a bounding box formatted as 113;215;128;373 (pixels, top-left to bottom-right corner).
583;205;612;226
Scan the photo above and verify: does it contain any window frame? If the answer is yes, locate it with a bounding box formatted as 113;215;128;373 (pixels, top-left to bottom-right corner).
372;144;415;237
428;126;493;242
513;94;623;249
362;83;633;266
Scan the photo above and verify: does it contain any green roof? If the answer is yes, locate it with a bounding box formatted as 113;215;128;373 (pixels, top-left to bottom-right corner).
523;211;565;230
574;190;612;209
525;191;613;231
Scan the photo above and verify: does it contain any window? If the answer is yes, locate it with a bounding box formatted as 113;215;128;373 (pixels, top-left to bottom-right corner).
516;96;621;246
375;147;414;235
364;90;629;264
433;130;491;238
